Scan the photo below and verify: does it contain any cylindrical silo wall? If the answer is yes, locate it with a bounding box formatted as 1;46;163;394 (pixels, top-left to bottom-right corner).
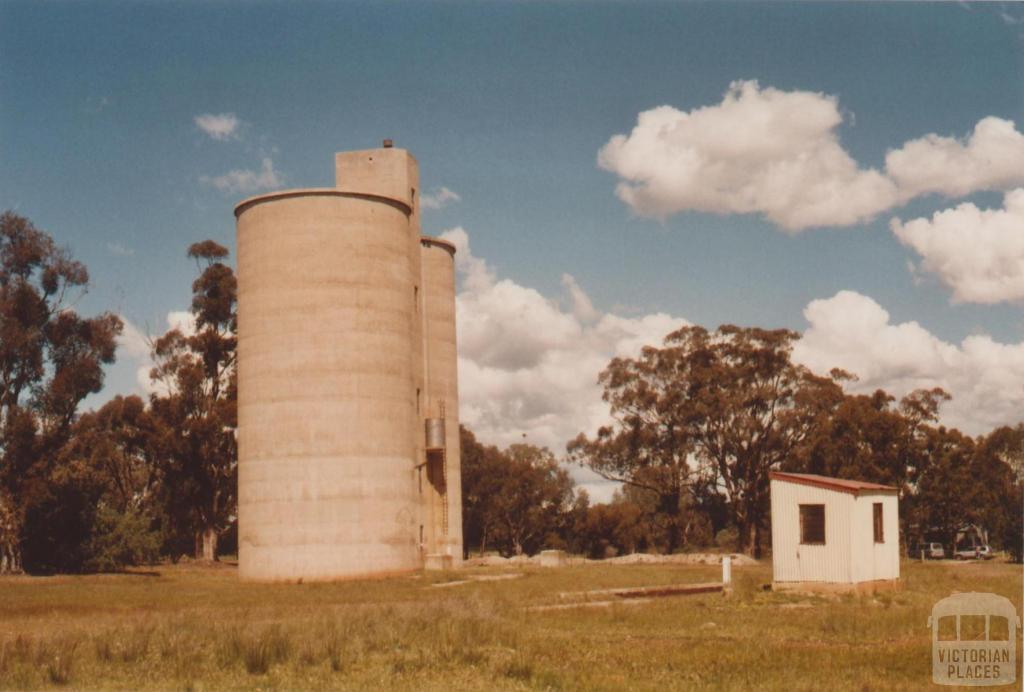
407;178;426;561
421;238;463;562
236;191;420;581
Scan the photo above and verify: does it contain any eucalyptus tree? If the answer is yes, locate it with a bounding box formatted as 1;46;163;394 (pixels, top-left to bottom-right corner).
570;325;839;557
491;444;574;556
982;424;1024;561
148;240;237;561
566;330;706;553
0;211;121;572
461;426;575;557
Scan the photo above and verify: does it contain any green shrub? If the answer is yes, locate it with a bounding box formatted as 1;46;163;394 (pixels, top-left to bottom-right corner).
84;505;161;572
715;526;739;552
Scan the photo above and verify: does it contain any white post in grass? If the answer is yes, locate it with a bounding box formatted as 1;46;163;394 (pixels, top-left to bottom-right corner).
722;555;732;590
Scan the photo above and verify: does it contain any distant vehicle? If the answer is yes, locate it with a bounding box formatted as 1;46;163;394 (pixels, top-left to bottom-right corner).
954;544;992;560
924;542;945;559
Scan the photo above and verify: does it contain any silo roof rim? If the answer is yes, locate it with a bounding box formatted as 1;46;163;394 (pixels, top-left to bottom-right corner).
234;188;412;217
420;236;457;255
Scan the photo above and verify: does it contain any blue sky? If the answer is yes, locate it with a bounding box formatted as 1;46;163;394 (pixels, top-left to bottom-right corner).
3;2;1023;497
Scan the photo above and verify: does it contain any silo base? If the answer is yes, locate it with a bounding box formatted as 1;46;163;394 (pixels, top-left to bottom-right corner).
424;553;455;571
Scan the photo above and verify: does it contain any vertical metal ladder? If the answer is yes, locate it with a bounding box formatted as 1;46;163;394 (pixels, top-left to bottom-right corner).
439;400;449;536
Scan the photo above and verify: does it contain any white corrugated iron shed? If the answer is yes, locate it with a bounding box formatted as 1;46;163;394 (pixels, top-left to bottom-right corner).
770;472;900;588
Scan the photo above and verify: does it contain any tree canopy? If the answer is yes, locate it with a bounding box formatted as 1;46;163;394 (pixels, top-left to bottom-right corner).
148;240;238;561
570;325;840;556
1;211;1019;572
461;427;574;557
570;322;1021;560
0;212;122;573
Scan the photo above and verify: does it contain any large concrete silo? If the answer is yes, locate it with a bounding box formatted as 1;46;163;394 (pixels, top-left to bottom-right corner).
420;237;464;564
235;145;426;581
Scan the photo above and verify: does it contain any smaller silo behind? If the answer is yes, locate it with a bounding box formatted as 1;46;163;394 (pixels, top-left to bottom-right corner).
420;236;463;564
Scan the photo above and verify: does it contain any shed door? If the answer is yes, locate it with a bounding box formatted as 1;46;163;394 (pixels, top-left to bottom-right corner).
797;504;825;580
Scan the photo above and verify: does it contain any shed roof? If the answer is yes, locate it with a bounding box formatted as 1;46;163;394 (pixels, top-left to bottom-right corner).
769;471;899;496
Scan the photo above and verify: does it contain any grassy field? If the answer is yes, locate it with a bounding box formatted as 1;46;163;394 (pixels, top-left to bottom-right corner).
0;557;1020;690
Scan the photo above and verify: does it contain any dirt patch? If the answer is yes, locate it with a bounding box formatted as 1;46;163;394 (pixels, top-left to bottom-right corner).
602;553;757;566
430;573;526;588
464;552;757;567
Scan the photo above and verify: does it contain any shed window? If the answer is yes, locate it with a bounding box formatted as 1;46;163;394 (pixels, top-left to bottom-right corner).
799;504;825;544
873;502;884;543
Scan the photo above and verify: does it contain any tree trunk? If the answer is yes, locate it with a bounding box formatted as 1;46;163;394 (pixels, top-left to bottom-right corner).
752;521;763;559
0;540;21;574
736;517;753;555
0;496;22;574
195;526;218;561
665;514;682;554
662;489;684;553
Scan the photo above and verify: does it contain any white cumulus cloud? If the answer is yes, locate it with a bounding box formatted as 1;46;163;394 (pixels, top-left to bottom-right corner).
116;312;198;396
106;242;134;257
885;117;1024;200
201;158;282;195
440;230;1023;494
439;227;687;455
194;112;241;141
792;290;1024;435
420;186;461;210
165;311;197;337
561;273;600;324
116;318;151;360
600;81;1024;232
891;189;1024;304
1000;10;1024;26
598;80;899;232
442;228;687;503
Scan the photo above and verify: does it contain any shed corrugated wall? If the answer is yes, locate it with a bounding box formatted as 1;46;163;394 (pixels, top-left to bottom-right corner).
850;493;900;582
770;479;853;583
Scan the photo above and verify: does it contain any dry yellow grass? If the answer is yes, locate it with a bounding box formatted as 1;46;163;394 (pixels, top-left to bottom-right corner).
0;558;1020;690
